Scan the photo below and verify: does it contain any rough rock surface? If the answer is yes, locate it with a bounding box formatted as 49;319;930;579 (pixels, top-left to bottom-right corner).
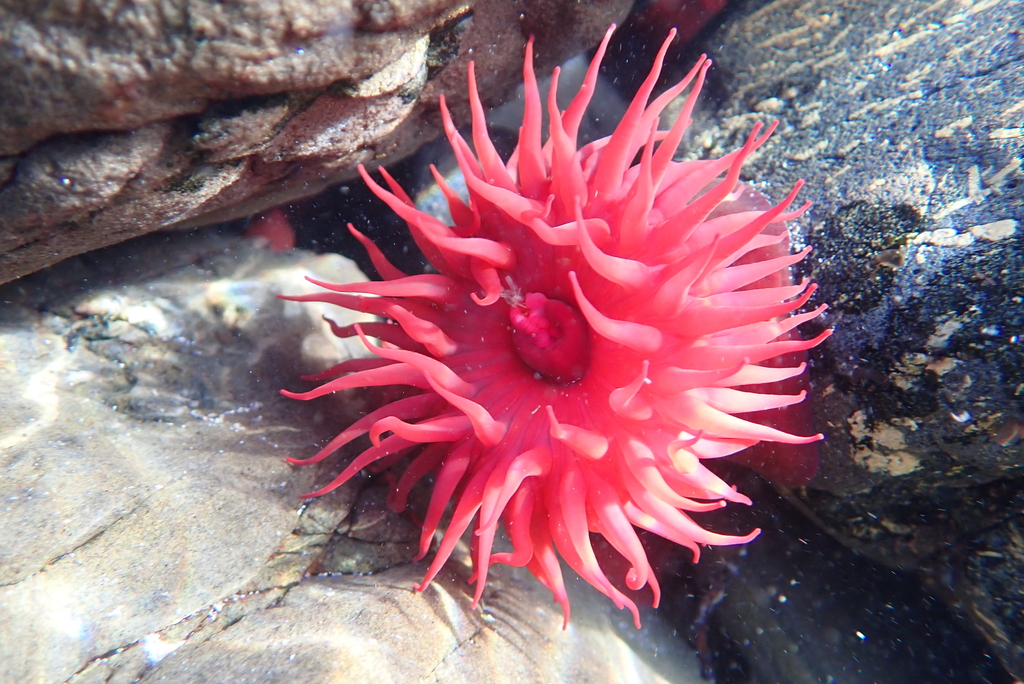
694;0;1023;677
0;0;633;285
671;472;1008;684
0;229;702;684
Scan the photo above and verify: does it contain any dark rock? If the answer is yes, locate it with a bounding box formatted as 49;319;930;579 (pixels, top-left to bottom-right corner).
961;517;1024;678
695;0;1024;677
698;477;1010;684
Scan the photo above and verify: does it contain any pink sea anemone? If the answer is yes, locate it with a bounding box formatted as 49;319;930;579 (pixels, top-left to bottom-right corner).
282;25;830;627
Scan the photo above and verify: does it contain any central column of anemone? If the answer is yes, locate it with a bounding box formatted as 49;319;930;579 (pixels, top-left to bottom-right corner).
508;291;591;385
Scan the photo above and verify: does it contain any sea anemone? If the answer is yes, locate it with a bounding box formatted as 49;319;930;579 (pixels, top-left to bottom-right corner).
282;25;830;627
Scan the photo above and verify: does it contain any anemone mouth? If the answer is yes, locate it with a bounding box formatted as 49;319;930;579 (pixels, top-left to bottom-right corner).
508;292;590;385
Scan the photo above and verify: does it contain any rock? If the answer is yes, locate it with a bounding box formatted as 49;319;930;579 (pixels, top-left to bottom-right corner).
961;517;1024;679
135;563;698;684
0;229;702;684
693;0;1024;677
682;473;1010;684
0;230;370;683
0;0;633;285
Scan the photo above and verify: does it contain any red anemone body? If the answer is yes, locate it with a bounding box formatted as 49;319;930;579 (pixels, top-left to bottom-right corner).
282;26;830;627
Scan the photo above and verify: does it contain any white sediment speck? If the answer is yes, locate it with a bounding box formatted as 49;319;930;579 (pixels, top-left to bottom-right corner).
142;633;184;663
969;219;1017;242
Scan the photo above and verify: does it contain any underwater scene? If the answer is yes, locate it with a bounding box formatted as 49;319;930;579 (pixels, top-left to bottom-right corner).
0;0;1021;682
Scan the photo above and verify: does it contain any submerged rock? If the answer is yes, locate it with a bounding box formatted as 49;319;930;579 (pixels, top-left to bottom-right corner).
0;229;702;684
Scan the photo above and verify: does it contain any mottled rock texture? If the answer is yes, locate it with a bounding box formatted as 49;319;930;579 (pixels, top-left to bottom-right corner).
694;0;1023;677
0;0;632;285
